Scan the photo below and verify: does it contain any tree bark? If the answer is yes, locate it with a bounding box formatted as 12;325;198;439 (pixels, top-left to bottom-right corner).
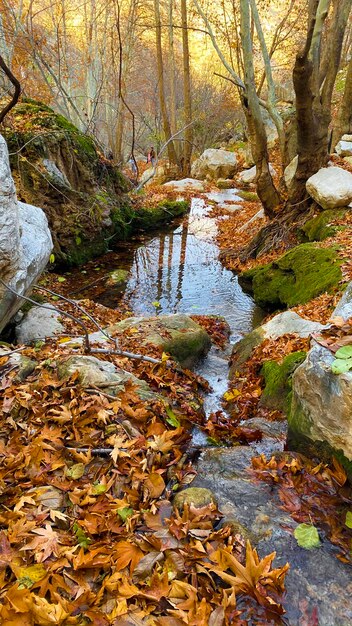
181;0;193;176
240;0;281;218
331;55;352;148
154;0;179;166
289;0;352;207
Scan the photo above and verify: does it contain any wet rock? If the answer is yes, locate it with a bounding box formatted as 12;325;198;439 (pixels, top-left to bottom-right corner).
16;305;64;344
57;355;157;401
193;446;352;625
239;243;342;310
173;487;217;511
306;166;352;209
241;417;287;439
108;314;211;368
284;155;298;189
191;149;237;181
163;178;205;192
290;342;352;478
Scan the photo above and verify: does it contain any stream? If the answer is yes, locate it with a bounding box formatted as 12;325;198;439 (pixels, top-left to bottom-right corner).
71;193;352;624
74;193;263;427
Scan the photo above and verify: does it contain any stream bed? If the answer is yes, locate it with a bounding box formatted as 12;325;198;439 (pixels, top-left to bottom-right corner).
71;193;352;625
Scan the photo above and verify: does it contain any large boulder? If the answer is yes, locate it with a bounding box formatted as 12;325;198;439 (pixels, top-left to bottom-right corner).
239;243;342;310
289;343;352;478
306;166;352;209
107;314;211;368
57;355;157;402
289;284;352;477
0;135;52;333
191;149;237;181
139;164;179;187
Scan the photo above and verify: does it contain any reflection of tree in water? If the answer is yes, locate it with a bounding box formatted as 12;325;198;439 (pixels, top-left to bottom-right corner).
176;217;189;308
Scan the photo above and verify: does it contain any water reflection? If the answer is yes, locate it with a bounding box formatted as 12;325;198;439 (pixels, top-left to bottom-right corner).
121;198;257;338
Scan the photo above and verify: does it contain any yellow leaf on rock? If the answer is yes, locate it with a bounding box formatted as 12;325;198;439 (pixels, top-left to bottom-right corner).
223;389;241;401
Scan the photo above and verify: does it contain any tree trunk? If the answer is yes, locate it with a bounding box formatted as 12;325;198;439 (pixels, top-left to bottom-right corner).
289;0;352;207
331;56;352;148
181;0;193;176
240;0;281;218
154;0;178;166
168;0;177;137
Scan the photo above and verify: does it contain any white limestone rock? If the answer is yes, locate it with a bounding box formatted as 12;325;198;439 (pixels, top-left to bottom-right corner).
0;134;53;332
238;163;276;185
306;166;352;209
191;149;237;181
163;178;205;192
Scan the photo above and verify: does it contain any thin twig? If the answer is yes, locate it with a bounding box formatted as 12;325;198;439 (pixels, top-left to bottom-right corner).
0;279;91;352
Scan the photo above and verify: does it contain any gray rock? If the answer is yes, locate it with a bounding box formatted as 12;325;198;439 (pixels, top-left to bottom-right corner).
261;311;324;339
16;305;64;344
332;280;352;321
193;445;352;625
290;342;352;472
42;158;71;188
306;166;352;209
57;355;157;401
163;178;205;192
191;149;237;181
0;135;53;332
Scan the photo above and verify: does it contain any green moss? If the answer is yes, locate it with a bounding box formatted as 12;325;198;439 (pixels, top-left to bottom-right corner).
300;209;346;242
173;487;217;511
239;243;342;311
66;239;108;266
237;190;259;201
260;351;306;413
132;200;189;231
20;293;46;315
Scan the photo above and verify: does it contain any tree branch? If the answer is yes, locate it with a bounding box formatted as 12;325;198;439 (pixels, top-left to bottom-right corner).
0;55;21;124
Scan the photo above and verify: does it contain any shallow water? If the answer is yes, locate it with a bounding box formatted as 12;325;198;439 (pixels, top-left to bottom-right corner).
75;196;262;422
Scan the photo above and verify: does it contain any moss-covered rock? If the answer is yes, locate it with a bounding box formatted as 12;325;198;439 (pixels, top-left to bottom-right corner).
260;351;306;413
132;200;189;231
236;190;259;202
108;314;211;368
5;100;131;266
239;243;342;311
300;209;346;242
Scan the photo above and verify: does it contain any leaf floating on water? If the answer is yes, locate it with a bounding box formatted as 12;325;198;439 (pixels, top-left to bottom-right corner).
294;523;321;549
